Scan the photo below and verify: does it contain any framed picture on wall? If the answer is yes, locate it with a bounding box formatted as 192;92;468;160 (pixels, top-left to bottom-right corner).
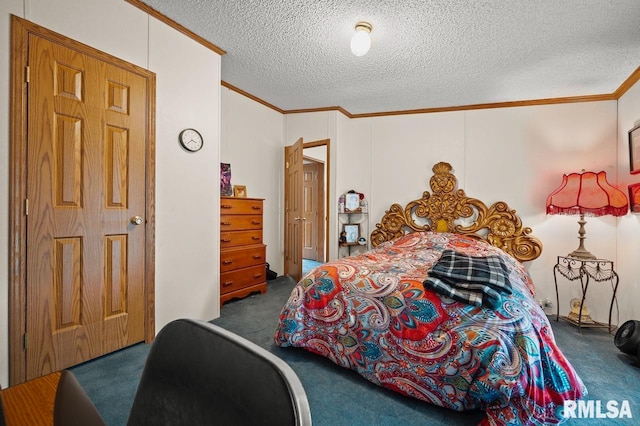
629;183;640;213
629;124;640;174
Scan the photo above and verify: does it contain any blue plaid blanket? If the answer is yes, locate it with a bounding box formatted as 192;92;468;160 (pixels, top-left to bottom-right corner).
423;250;512;309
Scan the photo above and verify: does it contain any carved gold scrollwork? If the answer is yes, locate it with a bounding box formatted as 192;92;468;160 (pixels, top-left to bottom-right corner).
371;162;542;262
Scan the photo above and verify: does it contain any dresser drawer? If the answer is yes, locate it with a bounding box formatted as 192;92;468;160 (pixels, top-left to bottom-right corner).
220;245;266;272
220;264;266;295
220;198;263;215
220;215;263;231
220;230;263;248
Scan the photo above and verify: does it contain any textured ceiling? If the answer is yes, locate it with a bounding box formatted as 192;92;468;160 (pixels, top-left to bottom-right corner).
141;0;640;115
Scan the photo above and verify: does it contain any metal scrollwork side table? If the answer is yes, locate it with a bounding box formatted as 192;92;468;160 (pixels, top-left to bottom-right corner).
553;256;619;333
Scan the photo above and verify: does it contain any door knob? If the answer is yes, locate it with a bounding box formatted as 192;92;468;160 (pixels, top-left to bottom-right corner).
131;216;144;225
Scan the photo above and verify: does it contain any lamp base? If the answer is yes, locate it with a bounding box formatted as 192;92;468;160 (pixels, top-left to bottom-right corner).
567;247;596;260
567;213;597;260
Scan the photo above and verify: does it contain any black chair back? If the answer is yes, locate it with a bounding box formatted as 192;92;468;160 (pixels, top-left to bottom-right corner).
127;319;311;425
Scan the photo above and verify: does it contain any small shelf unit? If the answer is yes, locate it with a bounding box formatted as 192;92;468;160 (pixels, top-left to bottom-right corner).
338;191;369;258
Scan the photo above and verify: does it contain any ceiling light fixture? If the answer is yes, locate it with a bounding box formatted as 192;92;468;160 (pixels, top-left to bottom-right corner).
350;21;372;57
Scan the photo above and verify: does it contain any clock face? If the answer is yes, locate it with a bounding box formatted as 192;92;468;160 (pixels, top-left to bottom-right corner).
179;128;203;152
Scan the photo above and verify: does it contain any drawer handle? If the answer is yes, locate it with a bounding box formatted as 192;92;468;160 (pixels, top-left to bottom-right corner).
222;260;233;265
221;238;232;243
221;221;232;226
251;236;260;240
251;206;261;210
251;221;261;225
253;273;263;279
252;255;262;259
223;281;233;287
221;204;233;209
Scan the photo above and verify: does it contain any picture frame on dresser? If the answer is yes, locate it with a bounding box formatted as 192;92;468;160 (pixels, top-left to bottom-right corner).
629;123;640;174
233;185;247;197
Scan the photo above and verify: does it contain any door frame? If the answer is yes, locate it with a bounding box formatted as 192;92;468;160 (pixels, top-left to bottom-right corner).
8;15;156;385
284;138;330;276
302;139;330;262
302;156;326;263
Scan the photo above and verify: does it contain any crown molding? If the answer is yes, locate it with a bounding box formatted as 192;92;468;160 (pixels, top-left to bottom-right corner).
223;68;638;118
347;93;618;118
224;85;624;118
221;81;284;114
125;0;226;55
613;66;640;99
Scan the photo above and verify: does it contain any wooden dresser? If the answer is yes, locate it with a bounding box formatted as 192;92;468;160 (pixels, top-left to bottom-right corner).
220;197;267;304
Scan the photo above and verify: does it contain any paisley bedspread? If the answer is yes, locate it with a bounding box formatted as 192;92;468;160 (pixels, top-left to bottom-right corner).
274;232;586;425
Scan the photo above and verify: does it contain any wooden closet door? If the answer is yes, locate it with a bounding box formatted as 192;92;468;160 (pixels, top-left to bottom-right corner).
25;33;147;379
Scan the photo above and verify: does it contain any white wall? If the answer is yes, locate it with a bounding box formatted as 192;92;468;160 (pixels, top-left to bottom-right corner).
221;88;284;273
148;15;221;328
617;80;640;324
370;111;465;216
0;0;221;387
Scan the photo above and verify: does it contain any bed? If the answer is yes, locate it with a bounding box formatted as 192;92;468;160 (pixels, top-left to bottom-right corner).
274;162;586;425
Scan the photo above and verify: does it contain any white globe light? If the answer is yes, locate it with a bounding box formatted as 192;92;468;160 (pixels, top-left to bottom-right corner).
350;22;372;57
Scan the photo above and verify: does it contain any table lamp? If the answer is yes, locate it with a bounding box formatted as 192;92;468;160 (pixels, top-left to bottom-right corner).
546;170;628;260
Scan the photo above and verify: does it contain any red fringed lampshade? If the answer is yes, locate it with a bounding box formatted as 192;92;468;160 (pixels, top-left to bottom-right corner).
546;170;628;259
546;171;628;217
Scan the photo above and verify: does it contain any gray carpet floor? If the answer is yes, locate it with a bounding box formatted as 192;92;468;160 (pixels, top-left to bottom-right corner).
72;276;640;425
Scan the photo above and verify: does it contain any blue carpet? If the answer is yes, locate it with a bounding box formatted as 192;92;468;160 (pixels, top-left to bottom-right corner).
72;275;640;425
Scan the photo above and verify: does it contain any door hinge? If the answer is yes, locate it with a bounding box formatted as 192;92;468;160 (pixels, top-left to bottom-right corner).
25;65;30;83
285;161;289;169
25;198;29;216
23;333;28;350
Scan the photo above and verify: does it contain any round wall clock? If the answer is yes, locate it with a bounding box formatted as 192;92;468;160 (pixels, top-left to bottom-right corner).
179;128;203;152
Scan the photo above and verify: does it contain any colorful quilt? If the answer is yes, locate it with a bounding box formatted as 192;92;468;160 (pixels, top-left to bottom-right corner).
274;232;586;425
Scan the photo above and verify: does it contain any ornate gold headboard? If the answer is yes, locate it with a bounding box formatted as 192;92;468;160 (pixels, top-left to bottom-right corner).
370;162;542;262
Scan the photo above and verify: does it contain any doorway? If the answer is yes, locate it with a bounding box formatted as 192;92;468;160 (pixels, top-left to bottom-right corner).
284;138;330;281
9;16;156;385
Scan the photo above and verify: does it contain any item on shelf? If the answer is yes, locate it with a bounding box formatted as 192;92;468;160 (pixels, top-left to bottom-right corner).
567;298;595;324
345;191;361;212
339;231;347;245
343;224;360;243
